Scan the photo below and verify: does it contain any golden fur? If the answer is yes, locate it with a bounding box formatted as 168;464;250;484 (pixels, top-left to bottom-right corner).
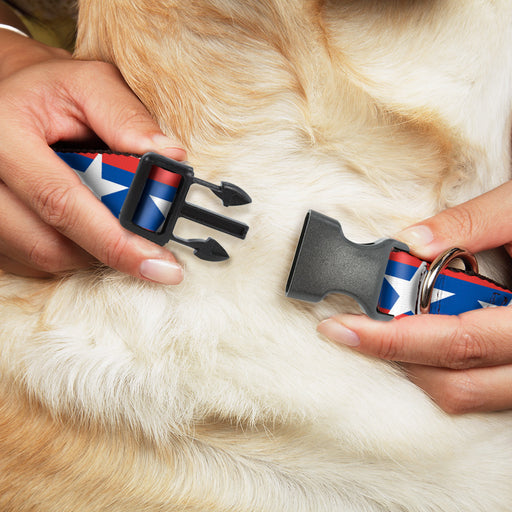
1;0;512;510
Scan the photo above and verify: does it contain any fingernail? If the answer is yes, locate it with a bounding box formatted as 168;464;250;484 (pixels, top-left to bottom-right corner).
139;259;183;285
317;319;360;347
151;134;187;160
396;225;434;251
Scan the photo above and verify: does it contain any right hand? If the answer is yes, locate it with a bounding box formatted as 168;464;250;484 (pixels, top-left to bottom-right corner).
0;30;186;284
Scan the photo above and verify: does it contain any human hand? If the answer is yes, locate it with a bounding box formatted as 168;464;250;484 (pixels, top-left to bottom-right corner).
0;30;186;283
318;180;512;414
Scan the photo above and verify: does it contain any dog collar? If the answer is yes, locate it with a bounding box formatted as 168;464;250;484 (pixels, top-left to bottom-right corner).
55;149;251;261
286;210;512;320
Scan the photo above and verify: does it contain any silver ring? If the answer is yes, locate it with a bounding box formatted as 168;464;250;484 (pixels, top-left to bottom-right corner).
418;247;478;314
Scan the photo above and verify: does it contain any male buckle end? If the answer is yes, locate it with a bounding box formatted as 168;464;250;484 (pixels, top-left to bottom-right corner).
120;152;250;261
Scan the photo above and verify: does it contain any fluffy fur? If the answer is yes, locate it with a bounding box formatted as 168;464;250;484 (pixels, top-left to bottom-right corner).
1;0;512;510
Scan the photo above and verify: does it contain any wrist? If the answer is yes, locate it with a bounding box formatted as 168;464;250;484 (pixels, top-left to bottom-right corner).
0;30;71;80
0;1;29;34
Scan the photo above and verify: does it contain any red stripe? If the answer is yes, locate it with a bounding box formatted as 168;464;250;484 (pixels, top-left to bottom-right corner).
149;166;182;187
391;250;509;293
102;153;140;174
77;152;98;161
440;267;510;292
389;250;423;267
100;153;182;187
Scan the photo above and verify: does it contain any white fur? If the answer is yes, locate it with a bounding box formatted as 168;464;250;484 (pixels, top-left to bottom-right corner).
1;1;512;510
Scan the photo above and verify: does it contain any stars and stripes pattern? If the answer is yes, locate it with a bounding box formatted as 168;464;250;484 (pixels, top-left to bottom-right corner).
377;250;512;318
56;151;181;232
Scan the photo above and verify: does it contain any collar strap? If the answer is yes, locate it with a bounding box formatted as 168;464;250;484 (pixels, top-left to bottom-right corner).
377;248;512;318
55;149;251;261
286;210;512;320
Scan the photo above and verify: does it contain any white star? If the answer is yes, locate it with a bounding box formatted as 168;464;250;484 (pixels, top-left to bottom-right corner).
150;195;172;232
430;288;455;305
477;300;497;309
150;195;172;217
74;154;127;199
384;262;427;316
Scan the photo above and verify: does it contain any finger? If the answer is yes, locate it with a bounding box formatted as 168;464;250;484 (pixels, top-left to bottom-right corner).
0;253;53;278
395;180;512;260
0;182;92;272
403;363;512;414
0;142;184;284
56;61;187;161
317;306;512;369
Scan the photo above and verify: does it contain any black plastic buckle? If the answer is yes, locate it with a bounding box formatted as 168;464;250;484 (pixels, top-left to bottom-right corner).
286;210;409;320
119;152;251;261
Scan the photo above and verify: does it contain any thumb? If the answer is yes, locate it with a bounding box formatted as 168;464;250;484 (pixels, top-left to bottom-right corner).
71;61;187;161
396;180;512;260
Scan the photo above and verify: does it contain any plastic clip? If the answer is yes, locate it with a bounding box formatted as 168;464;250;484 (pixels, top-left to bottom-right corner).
120;152;251;261
286;210;409;320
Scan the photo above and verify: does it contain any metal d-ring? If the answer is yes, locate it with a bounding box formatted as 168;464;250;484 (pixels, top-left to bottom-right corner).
418;247;479;314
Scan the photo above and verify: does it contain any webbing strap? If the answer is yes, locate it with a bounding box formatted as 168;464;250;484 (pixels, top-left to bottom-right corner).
377;250;512;317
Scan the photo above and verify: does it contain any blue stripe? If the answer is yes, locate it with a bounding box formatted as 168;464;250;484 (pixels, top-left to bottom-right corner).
133;198;166;232
102;190;129;218
143;179;178;202
57;152;93;172
101;162;136;188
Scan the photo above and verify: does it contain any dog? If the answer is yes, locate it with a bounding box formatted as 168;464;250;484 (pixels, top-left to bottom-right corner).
1;0;512;510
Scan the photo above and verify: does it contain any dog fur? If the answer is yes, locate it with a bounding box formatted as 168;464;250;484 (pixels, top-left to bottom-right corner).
1;0;512;510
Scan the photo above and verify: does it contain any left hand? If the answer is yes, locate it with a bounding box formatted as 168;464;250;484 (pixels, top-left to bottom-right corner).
317;181;512;414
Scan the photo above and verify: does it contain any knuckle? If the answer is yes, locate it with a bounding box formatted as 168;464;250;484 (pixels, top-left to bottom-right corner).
110;107;156;152
442;204;476;241
101;233;130;270
115;103;152;130
67;61;122;101
78;60;119;80
28;238;65;274
374;331;402;360
436;371;482;414
34;183;78;231
442;318;487;369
